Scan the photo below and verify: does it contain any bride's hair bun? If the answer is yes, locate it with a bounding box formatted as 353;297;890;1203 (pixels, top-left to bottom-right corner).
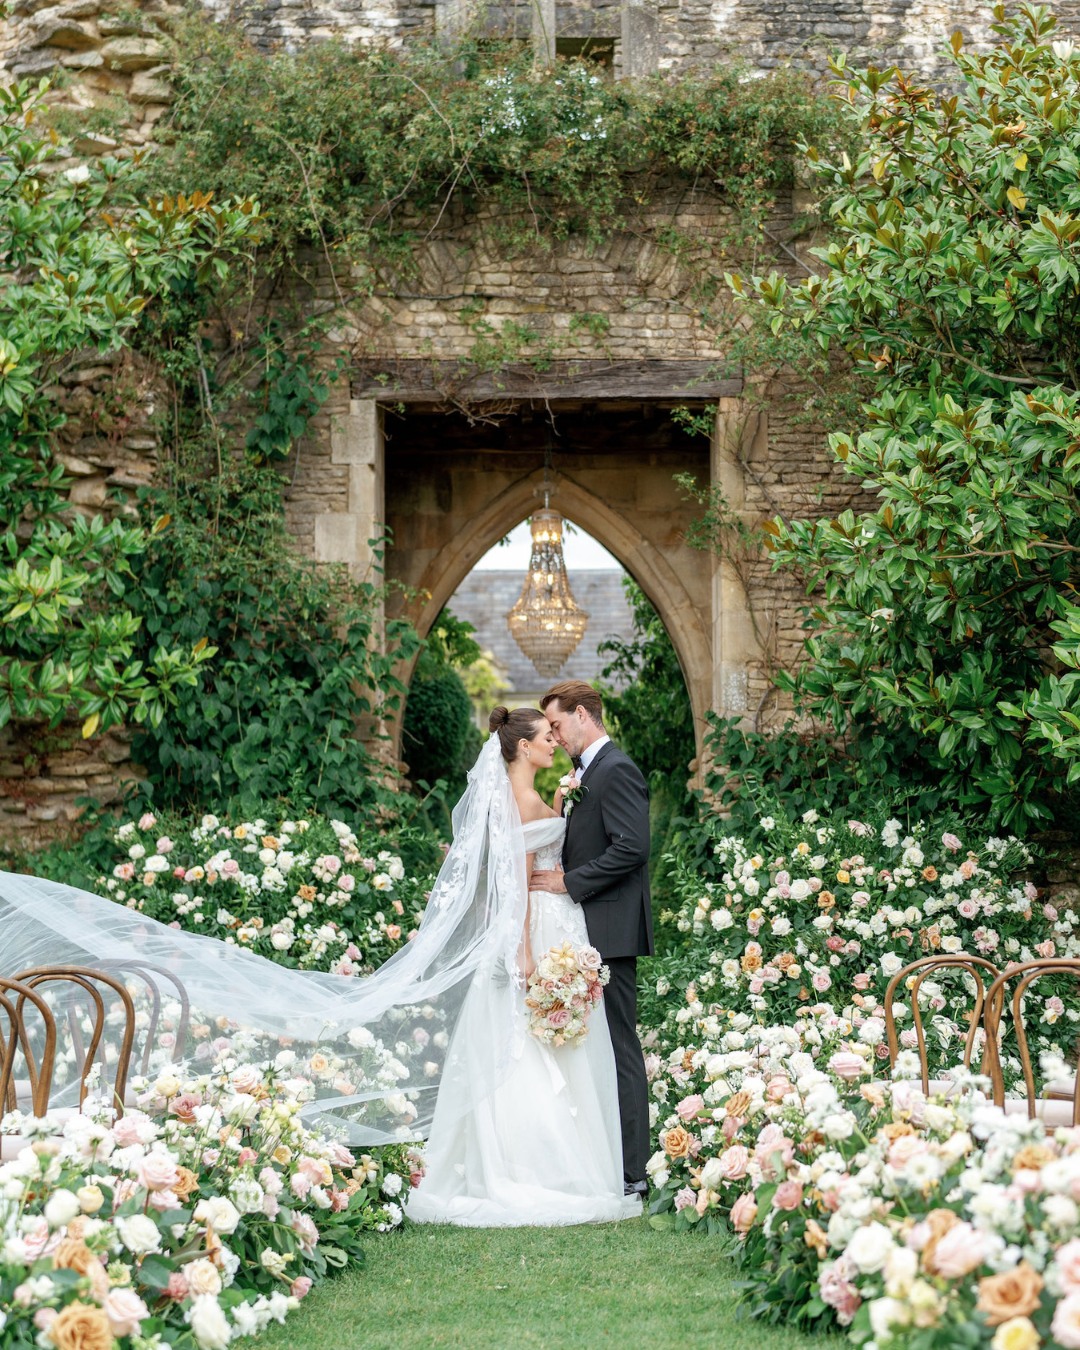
490;706;544;761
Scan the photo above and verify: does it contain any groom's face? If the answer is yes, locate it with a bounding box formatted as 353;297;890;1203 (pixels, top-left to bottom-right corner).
545;701;586;759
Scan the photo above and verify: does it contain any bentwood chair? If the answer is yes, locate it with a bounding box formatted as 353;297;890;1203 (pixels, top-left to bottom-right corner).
99;960;191;1074
13;965;136;1115
982;959;1080;1126
884;954;1001;1095
0;975;58;1161
0;975;57;1117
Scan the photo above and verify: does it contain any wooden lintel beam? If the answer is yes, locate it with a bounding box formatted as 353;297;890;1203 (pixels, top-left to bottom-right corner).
351;359;742;404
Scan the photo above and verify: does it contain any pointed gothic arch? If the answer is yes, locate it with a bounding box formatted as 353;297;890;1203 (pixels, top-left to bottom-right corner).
393;468;710;755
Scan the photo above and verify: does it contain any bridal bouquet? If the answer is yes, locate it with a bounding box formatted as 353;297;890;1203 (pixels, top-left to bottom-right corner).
525;942;610;1047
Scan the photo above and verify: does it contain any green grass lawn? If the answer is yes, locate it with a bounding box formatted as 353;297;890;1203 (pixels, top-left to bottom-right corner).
259;1217;839;1349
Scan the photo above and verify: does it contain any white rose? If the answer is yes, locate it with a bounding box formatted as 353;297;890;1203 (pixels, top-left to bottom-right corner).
260;1248;291;1277
43;1188;81;1228
372;873;393;891
186;1258;223;1296
880;952;904;976
884;1245;918;1297
144;854;169;873
381;1172;403;1198
187;1294;232;1350
789;879;811;900
846;1220;895;1274
822;1113;855;1141
869;1296;910;1340
117;1213;162;1254
770;916;792;936
194;1196;241;1235
129;844;146;860
698;1156;727;1191
347;1027;375;1049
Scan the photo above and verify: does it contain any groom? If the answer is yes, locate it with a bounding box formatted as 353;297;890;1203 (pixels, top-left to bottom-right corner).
529;679;653;1198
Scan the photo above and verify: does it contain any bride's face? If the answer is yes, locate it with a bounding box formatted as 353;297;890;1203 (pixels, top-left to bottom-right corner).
523;722;557;769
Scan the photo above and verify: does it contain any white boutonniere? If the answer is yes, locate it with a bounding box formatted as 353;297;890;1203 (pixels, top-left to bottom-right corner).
560;772;587;818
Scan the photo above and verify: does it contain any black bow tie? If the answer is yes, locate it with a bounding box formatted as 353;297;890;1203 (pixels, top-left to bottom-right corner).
571;756;583;770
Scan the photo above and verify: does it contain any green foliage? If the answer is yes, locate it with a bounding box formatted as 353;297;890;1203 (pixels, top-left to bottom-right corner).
402;610;483;800
730;5;1080;833
143;19;844;341
245;323;340;463
702;714;954;837
123;461;418;817
0;79;257;739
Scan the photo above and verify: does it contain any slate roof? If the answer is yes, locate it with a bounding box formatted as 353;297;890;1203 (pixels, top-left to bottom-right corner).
447;569;636;697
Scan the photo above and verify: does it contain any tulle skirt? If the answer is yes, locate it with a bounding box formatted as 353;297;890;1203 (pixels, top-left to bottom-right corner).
406;889;640;1227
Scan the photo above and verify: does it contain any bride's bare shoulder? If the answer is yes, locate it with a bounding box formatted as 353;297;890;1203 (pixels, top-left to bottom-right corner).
515;789;559;823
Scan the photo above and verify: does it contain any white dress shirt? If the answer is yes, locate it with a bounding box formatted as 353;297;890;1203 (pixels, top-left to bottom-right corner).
579;735;610;773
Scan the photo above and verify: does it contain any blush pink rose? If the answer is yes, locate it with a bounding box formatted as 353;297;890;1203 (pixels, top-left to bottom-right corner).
291;1277;313;1299
104;1288;150;1337
772;1180;804;1211
547;1009;571;1028
1056;1239;1080;1294
941;833;962;852
888;1135;927;1169
718;1145;750;1181
929;1222;986;1278
674;1186;697;1212
829;1051;869;1080
139;1152;180;1192
676;1094;705;1123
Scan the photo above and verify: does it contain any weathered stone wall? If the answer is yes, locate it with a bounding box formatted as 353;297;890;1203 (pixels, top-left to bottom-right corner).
1;0;177;153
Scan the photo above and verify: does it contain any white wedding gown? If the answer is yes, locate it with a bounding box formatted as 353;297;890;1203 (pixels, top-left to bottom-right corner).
406;817;640;1226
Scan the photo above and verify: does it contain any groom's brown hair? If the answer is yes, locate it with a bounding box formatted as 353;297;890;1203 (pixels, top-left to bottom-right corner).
541;680;604;728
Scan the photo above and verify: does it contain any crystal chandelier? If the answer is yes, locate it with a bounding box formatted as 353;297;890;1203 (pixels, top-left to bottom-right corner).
507;500;590;679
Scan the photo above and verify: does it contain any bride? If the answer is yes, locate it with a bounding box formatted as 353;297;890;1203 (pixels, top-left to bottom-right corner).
0;707;640;1228
407;706;638;1226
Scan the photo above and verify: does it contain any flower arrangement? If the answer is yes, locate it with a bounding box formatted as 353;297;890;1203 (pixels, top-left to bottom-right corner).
558;773;586;819
525;944;609;1048
98;811;437;977
651;1040;1080;1350
0;1058;421;1347
647;811;1078;1087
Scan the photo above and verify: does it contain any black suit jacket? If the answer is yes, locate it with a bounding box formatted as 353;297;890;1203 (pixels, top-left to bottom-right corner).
561;741;654;961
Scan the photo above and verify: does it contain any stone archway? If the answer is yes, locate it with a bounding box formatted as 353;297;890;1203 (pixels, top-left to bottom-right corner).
304;392;766;770
374;400;723;763
403;467;712;744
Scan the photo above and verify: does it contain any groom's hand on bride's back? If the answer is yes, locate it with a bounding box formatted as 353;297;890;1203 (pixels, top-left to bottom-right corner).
530;867;567;893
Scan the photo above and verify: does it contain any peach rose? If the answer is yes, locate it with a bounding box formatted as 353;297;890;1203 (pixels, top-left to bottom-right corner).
976;1263;1044;1326
730;1192;758;1234
662;1125;691;1159
48;1301;114;1350
173;1166;199;1200
726;1089;754;1117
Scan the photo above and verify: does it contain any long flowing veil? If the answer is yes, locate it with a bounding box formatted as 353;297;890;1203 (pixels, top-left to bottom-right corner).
0;735;528;1145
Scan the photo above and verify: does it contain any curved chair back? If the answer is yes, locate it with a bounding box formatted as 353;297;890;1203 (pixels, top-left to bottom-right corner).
884;954;1001;1092
13;966;136;1114
98;960;191;1073
983;959;1080;1122
0;976;57;1117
